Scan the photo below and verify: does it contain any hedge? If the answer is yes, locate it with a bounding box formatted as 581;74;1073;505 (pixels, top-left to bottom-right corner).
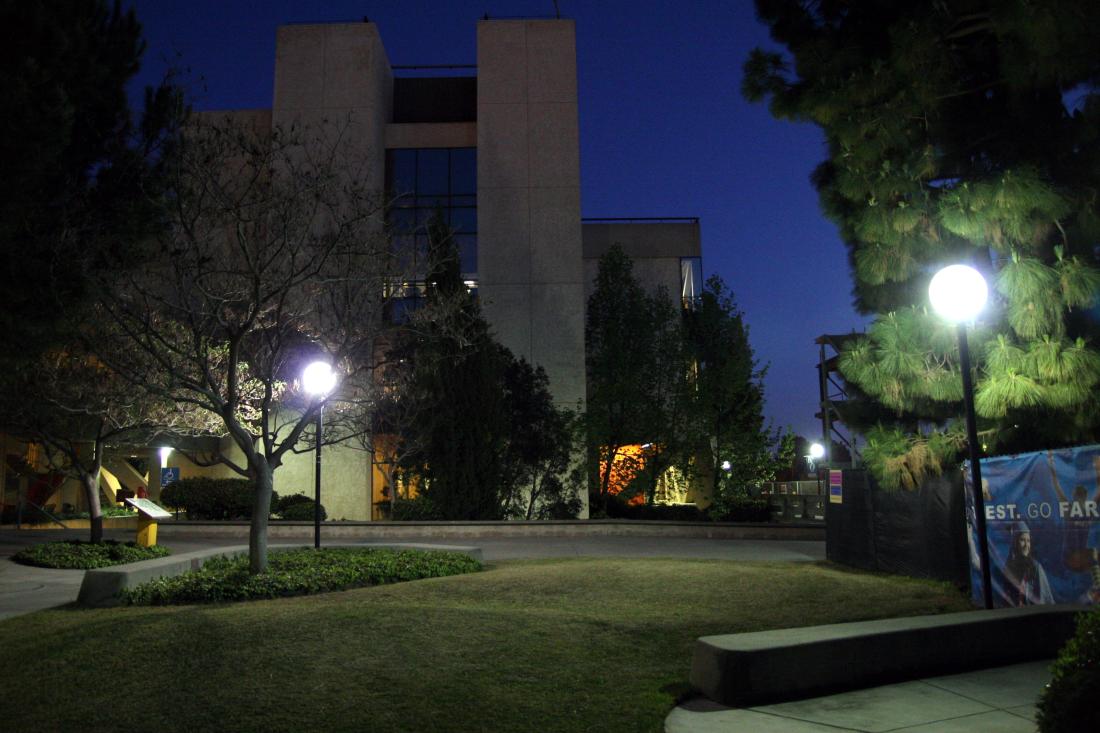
274;493;326;521
160;478;275;520
120;547;481;604
1037;605;1100;733
13;540;171;569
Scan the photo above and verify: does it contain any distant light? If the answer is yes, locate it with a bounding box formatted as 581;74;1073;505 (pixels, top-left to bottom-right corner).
721;460;731;471
302;361;337;396
929;265;988;323
809;443;825;460
158;447;172;465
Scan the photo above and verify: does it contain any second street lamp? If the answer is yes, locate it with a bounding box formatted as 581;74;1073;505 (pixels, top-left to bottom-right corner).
302;360;337;549
928;264;993;609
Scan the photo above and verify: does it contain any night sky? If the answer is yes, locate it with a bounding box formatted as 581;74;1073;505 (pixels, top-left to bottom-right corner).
128;0;869;441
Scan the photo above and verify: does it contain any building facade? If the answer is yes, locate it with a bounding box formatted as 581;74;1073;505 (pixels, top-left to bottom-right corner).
2;18;702;523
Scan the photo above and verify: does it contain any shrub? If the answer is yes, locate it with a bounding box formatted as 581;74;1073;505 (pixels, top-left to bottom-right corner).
120;547;482;605
55;506;137;520
390;496;444;521
1037;606;1100;733
274;493;326;521
602;495;709;522
160;478;275;520
710;494;771;522
13;540;171;569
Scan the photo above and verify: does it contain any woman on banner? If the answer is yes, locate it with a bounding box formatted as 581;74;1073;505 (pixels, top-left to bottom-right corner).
1004;522;1053;605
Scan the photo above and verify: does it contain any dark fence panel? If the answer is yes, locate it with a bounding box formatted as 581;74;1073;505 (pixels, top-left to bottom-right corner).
827;469;969;587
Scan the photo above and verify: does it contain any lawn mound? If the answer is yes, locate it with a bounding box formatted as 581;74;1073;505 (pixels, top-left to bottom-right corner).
121;546;482;605
13;540;171;569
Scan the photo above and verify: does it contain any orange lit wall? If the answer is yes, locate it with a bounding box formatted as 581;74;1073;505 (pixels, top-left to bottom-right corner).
602;444;650;505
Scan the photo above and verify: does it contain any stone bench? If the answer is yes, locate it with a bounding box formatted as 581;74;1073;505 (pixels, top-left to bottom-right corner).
690;604;1083;707
77;542;483;607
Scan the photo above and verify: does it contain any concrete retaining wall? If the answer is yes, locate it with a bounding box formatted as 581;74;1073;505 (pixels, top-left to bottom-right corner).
691;604;1083;707
157;520;825;542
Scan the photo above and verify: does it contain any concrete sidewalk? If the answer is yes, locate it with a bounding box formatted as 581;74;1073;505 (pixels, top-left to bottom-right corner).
667;659;1050;732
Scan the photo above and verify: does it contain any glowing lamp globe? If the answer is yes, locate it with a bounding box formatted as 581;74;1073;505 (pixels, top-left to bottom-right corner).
302;361;337;396
929;265;988;323
809;443;826;460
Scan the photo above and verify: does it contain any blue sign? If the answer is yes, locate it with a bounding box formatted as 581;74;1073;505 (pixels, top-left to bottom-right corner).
161;467;181;486
964;445;1100;607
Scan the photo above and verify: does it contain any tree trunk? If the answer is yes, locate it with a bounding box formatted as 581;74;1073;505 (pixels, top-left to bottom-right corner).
249;458;275;574
83;437;106;543
599;444;619;500
82;471;104;543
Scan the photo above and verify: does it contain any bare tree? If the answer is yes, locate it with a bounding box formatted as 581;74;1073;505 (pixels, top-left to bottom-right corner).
0;332;219;542
100;115;401;572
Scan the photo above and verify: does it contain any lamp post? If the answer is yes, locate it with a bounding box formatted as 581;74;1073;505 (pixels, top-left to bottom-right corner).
928;264;993;609
302;360;337;549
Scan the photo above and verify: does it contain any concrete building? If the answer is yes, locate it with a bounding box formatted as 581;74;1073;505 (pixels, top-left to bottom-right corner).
2;18;702;524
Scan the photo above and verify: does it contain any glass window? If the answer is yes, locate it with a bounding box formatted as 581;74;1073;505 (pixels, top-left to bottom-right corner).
384;147;478;285
449;207;477;234
455;234;478;275
450;148;477;194
387;149;417;196
681;257;703;310
416;149;450;195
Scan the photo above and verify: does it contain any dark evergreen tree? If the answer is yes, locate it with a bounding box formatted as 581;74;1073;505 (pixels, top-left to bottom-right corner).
585;250;785;509
399;216;511;520
499;357;581;520
745;0;1100;484
584;245;672;507
0;0;181;356
685;276;787;502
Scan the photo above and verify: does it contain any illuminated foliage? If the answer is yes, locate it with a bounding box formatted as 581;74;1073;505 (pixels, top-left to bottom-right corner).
746;0;1100;483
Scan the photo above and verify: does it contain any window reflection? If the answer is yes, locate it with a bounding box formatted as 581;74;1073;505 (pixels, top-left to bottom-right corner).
385;147;478;321
384;147;477;278
681;257;702;310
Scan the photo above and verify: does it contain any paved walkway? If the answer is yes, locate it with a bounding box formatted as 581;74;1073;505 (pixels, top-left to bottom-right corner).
666;660;1051;733
0;528;824;621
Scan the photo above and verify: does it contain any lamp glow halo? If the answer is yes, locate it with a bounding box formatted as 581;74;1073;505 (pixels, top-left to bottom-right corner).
929;264;988;323
302;361;337;395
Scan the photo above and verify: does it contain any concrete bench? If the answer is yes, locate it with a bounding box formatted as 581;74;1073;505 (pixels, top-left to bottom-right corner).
690;604;1084;707
77;542;483;607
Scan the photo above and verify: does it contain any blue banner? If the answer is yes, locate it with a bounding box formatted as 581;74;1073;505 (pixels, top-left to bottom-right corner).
964;445;1100;607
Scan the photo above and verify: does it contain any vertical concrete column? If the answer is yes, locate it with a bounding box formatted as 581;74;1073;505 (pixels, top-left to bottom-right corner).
269;23;394;520
476;20;586;410
272;22;393;190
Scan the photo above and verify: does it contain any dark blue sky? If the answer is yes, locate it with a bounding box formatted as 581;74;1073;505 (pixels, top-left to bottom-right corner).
128;0;868;440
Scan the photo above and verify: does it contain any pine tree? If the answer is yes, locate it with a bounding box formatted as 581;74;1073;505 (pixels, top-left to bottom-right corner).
585;250;784;508
584;245;675;507
685;276;785;501
745;0;1100;480
399;216;511;520
0;0;181;358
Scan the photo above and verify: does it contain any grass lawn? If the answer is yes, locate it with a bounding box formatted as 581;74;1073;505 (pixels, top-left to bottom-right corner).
0;558;969;732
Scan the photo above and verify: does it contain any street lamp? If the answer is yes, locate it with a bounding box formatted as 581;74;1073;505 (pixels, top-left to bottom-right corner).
302;360;337;549
928;264;992;609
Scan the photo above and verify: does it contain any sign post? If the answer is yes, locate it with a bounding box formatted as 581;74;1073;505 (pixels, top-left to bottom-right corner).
829;470;843;504
125;498;172;547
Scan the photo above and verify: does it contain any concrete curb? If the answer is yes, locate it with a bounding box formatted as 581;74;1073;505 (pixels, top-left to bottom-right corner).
156;520;825;541
690;604;1084;707
76;542;483;608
